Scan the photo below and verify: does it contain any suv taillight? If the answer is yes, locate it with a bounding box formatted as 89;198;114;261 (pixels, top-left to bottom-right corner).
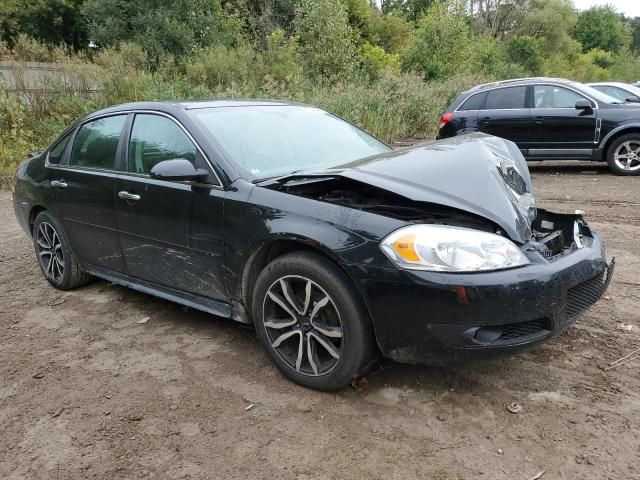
439;112;453;129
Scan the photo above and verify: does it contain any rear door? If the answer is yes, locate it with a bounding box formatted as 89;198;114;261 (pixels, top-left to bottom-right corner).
529;84;597;158
50;114;127;272
115;112;227;300
477;86;530;154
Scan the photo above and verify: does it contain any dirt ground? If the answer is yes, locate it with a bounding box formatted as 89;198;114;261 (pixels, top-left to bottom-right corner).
1;161;639;480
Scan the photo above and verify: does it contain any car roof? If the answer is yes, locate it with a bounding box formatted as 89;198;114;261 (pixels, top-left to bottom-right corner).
587;82;630;88
464;77;575;94
91;99;304;116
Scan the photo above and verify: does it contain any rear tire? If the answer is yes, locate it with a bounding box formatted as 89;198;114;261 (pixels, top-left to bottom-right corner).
252;252;376;391
606;134;640;176
32;211;93;290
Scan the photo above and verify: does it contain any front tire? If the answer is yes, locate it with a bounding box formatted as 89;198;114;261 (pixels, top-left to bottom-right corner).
606;134;640;176
252;252;376;391
32;211;93;290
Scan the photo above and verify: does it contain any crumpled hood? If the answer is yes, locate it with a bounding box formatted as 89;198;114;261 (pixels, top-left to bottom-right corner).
331;133;537;243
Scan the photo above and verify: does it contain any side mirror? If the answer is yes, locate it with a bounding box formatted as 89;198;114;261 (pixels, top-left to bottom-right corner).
149;159;208;182
626;96;640;103
575;99;593;111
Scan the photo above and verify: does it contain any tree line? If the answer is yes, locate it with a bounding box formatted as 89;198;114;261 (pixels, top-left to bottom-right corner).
1;0;640;83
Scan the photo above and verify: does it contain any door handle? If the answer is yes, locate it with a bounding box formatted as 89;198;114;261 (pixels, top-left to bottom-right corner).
118;191;141;201
51;180;67;188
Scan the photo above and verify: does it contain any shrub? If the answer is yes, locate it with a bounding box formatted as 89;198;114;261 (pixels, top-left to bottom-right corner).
185;44;257;90
261;29;303;84
361;43;400;79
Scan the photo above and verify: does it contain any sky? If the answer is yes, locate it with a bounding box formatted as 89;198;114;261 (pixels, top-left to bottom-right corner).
573;0;640;17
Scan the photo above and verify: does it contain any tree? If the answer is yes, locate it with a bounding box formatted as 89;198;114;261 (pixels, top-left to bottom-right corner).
381;0;443;22
0;0;88;50
368;12;412;54
573;6;631;53
401;3;471;79
515;0;576;55
506;35;543;74
293;0;358;80
626;16;640;55
82;0;244;61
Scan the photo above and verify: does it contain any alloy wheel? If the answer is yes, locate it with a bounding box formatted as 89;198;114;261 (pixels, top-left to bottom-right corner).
613;140;640;172
36;222;64;282
262;275;343;376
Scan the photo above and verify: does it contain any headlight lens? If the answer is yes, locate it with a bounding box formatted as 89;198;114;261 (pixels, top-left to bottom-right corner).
380;224;529;272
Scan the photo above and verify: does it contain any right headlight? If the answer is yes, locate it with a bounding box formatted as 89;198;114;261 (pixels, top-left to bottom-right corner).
380;224;529;272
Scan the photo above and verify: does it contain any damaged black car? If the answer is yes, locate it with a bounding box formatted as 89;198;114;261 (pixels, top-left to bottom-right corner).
13;101;614;390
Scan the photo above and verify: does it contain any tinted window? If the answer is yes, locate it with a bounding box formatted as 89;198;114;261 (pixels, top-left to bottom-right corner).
128;114;196;174
459;92;486;111
534;85;586;108
70;116;126;169
485;87;527;110
48;133;71;165
191;106;390;180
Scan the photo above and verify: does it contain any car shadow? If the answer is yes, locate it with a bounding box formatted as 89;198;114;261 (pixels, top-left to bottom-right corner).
527;160;611;174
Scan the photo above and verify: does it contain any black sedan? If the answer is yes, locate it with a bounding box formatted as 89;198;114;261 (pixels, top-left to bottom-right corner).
13;100;613;390
437;77;640;175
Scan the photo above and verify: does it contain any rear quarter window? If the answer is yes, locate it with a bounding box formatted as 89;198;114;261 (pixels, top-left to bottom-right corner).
458;92;486;111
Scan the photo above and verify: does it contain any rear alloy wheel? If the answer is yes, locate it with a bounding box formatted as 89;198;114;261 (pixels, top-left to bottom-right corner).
32;211;93;290
253;252;376;390
606;134;640;175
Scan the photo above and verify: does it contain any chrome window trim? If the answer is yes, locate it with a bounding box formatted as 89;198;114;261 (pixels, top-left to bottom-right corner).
45;109;224;189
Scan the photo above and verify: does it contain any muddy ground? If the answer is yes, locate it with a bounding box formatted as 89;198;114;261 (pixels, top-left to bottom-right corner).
1;161;639;480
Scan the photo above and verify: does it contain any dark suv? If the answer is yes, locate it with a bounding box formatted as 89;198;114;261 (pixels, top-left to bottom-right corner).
437;77;640;175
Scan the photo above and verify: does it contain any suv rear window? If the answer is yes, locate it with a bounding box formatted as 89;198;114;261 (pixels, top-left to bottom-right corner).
485;86;527;110
459;92;486;111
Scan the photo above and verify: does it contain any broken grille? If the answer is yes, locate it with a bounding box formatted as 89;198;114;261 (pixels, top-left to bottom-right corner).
566;260;615;321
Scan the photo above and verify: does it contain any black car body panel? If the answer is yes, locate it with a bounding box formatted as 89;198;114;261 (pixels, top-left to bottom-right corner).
438;77;640;162
13;100;612;365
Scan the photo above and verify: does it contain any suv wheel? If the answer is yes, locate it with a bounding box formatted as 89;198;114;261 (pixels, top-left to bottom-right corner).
33;211;93;290
606;134;640;175
252;252;376;391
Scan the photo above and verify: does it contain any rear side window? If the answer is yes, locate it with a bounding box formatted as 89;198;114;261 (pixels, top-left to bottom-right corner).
128;114;196;174
48;133;71;165
485;86;527;110
69;115;126;169
458;92;486;111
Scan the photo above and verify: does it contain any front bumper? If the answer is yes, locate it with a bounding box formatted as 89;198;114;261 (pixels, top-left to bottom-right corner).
354;232;613;365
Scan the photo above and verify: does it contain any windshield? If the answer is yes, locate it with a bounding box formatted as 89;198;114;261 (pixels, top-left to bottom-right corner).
191;105;391;180
570;82;622;104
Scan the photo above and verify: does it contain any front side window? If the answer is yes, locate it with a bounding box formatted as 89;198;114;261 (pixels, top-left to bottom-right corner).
534;85;586;109
69;115;126;169
603;86;630;102
191;106;391;180
485;87;527;110
48;133;71;165
128;114;196;174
